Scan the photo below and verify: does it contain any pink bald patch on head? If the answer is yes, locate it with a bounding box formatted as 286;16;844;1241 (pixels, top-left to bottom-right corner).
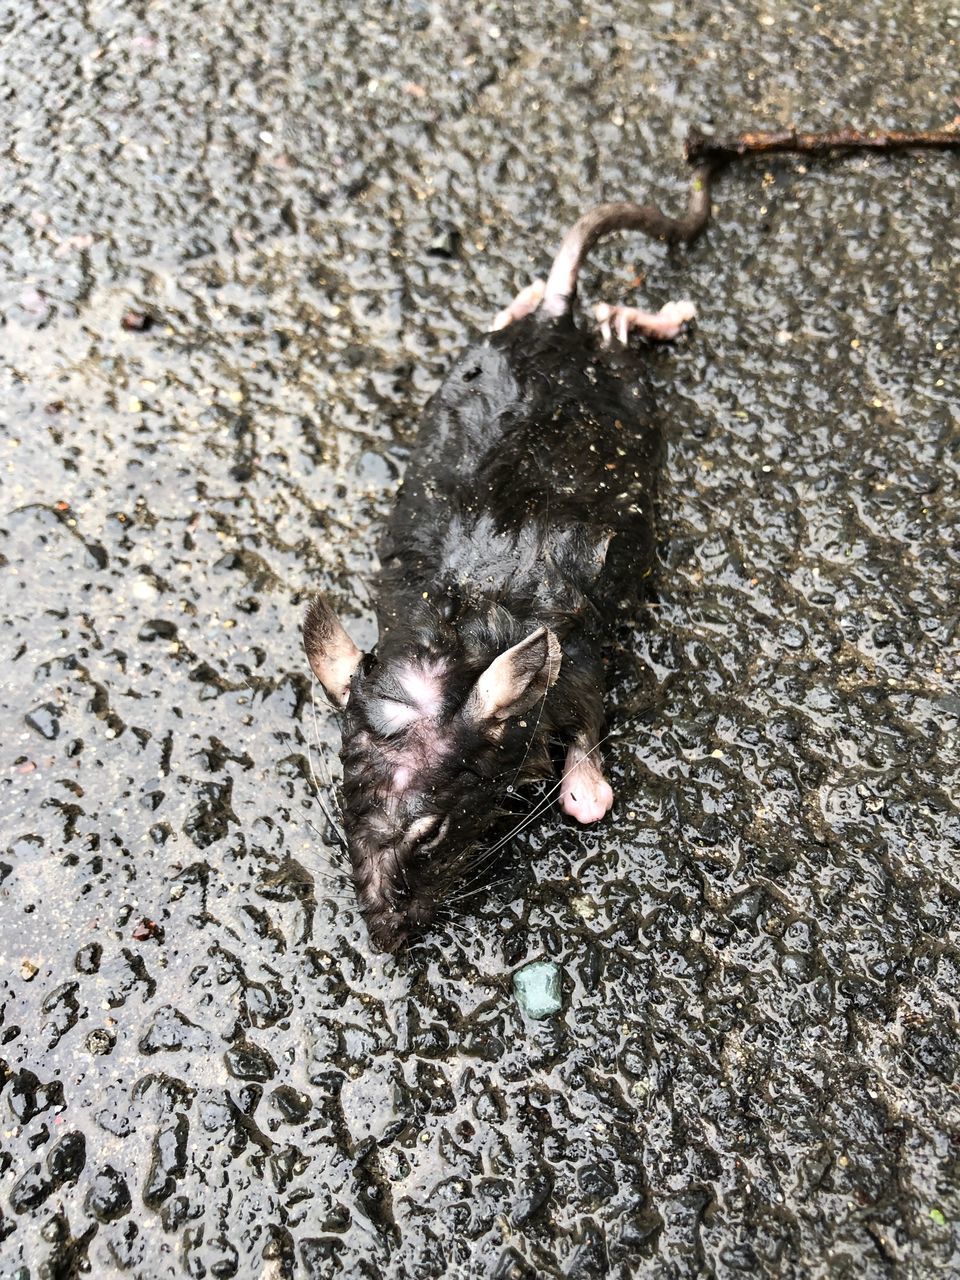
397;661;446;719
379;700;421;735
381;718;449;809
393;765;412;792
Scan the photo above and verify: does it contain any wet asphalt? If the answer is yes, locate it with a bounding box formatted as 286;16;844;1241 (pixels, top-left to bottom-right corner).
2;1;959;1277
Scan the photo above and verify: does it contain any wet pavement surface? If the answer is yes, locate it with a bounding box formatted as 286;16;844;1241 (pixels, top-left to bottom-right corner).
2;2;960;1276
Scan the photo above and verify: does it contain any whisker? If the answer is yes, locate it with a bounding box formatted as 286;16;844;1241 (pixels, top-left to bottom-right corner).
302;684;347;849
294;861;348;889
304;751;348;849
405;934;436;959
309;676;342;805
302;815;330;844
480;729;619;859
234;672;256;699
305;866;349;889
434;914;470;945
448;867;518;904
298;816;347;861
505;680;549;797
448;731;617;892
299;814;348;855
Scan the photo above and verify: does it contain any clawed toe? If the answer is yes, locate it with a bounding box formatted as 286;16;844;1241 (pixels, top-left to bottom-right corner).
595;299;697;344
491;278;546;331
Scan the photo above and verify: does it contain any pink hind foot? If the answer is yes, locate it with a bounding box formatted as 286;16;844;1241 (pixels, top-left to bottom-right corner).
595;299;697;344
490;279;546;331
559;748;614;824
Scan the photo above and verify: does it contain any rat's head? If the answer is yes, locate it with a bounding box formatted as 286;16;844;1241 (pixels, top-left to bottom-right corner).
303;594;561;951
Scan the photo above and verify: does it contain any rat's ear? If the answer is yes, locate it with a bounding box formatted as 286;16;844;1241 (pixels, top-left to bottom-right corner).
303;594;363;708
465;627;562;724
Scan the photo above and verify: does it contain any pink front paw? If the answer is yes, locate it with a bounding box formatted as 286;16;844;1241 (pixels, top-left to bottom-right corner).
559;768;614;824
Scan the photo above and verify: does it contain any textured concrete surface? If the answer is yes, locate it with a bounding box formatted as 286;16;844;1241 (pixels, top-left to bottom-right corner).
1;1;959;1276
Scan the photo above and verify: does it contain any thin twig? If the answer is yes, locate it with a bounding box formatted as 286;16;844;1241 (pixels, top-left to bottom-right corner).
617;120;960;263
685;121;960;166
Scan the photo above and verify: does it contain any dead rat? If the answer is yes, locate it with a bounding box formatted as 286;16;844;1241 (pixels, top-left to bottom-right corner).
304;122;960;952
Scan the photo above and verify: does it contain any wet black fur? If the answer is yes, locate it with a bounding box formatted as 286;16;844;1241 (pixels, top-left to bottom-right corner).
334;310;662;950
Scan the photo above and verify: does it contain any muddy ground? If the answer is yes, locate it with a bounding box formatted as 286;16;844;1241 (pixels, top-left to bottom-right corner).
1;1;959;1276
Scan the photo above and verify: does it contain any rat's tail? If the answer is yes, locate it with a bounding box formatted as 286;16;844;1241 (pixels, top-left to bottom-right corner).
539;179;712;320
538;120;960;321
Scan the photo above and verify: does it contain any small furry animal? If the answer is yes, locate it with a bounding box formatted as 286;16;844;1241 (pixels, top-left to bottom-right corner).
305;198;702;952
305;123;960;951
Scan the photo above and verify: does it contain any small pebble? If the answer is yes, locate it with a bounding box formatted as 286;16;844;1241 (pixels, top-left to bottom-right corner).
25;704;60;740
84;1028;115;1056
139;618;177;641
132;919;163;942
20;960;39;981
426;224;461;259
513;961;563;1019
121;310;151;331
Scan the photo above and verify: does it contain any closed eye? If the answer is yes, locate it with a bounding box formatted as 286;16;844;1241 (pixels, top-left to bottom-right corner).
403;815;449;853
